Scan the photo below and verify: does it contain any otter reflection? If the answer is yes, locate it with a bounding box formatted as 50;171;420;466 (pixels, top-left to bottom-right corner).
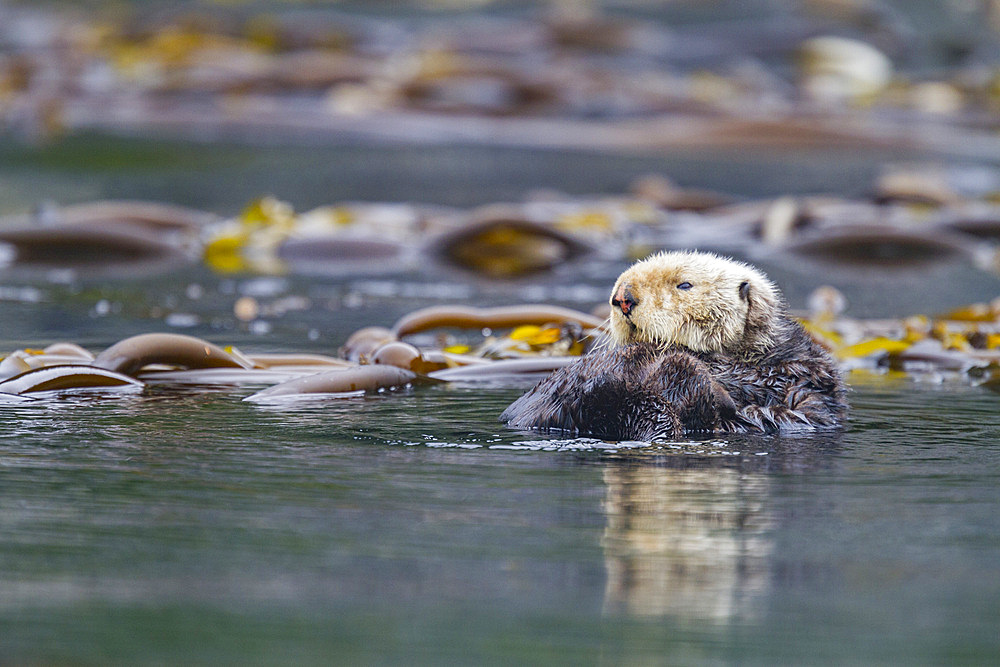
601;458;773;621
599;437;841;620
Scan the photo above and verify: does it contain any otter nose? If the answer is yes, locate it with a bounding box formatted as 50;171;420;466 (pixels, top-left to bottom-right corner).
611;284;637;317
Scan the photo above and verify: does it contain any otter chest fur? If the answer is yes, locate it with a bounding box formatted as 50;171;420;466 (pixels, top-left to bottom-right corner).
501;251;847;440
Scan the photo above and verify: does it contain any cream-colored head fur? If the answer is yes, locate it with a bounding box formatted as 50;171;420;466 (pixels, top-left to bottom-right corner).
607;250;781;358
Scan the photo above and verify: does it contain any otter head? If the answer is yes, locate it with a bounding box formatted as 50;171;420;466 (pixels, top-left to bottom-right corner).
608;250;781;358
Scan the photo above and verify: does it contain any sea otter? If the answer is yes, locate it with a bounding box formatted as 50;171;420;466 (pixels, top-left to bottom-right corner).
501;250;847;440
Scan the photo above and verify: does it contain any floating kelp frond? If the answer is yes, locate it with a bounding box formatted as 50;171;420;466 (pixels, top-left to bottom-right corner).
391;304;604;337
0;225;191;277
2;200;217;234
202;197;294;274
629;174;735;212
800;35;893;105
202;198;428;275
835;336;911;360
0;347;94;380
41;342;95;360
944;216;1000;242
277;238;412;278
244;365;417;402
0;200;212;278
0;365;143;395
800;287;1000;382
472;322;589;359
335;304;601;369
369;341;450;374
339;326;397;363
138;367;344;386
0;392;35;403
245;353;352;369
94;333;254;377
938;299;1000;322
430;216;593;278
510;324;562;345
783;226;975;268
423;198;667;277
875;166;960;207
428;357;578;381
395;54;560;116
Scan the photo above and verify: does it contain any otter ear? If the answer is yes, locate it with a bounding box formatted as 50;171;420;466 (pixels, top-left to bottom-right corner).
741;278;778;332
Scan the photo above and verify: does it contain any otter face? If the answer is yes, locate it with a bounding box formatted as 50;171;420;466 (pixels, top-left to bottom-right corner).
608;250;780;356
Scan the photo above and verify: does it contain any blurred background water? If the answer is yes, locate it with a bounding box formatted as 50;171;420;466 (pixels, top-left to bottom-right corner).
1;0;999;664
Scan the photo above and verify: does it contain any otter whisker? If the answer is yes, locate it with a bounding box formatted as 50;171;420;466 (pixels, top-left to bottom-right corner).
589;316;616;353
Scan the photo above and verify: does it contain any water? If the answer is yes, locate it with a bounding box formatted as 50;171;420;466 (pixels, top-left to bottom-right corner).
0;379;997;664
0;134;910;216
1;117;999;664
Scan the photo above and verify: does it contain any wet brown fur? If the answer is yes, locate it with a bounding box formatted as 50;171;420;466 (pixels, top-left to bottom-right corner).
501;251;847;440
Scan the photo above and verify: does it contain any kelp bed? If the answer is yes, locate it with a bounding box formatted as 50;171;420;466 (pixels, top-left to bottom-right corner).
1;130;999;403
2;0;1000;159
1;286;998;405
1;165;999;404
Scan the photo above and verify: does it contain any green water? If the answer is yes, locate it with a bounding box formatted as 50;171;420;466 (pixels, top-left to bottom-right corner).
0;133;900;216
0;128;998;663
0;381;997;664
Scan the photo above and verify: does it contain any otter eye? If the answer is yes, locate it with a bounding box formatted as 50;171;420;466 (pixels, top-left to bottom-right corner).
676;282;692;290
